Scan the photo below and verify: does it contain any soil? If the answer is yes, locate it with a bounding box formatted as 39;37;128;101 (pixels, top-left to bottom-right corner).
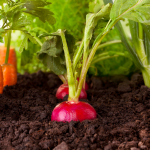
0;71;150;150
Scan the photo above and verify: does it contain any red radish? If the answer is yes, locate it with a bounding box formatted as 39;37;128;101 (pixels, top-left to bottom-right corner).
56;83;87;100
79;88;87;99
56;84;69;100
51;101;96;122
77;77;89;90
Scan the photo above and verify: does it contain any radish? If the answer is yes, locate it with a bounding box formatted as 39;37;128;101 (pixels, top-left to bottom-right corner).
48;29;97;122
51;101;96;122
56;83;87;100
56;84;69;100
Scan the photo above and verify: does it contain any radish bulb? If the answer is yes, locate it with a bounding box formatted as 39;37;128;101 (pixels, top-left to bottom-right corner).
56;83;87;100
51;101;96;122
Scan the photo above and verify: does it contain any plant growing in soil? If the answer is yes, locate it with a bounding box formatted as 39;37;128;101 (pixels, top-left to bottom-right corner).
0;0;56;92
1;0;150;122
38;0;150;122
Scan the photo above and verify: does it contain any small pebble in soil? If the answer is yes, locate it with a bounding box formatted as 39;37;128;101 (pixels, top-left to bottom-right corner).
53;141;69;150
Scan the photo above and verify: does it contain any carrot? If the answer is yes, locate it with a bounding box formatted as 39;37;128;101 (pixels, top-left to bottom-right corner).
1;64;17;87
0;66;3;94
0;45;17;69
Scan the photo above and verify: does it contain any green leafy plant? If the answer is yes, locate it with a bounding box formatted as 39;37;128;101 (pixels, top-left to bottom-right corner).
115;21;150;87
1;0;150;122
8;0;90;74
110;0;150;87
0;0;55;73
37;0;150;122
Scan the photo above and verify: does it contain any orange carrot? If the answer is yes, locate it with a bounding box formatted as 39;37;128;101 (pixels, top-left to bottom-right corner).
0;66;3;94
0;45;17;69
1;64;17;87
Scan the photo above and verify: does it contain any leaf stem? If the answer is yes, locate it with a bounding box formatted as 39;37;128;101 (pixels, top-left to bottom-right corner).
59;30;77;102
137;23;148;66
5;30;12;64
73;39;84;71
142;68;150;88
137;23;150;87
58;75;67;84
91;51;127;64
34;37;42;46
97;40;122;50
75;20;117;98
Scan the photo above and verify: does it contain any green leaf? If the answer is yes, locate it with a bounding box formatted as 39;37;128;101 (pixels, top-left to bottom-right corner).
51;30;75;54
5;3;23;14
23;31;38;44
89;0;104;13
110;0;150;25
103;0;113;5
37;35;66;75
84;3;112;51
37;30;75;75
39;36;63;57
11;17;31;30
24;5;55;25
115;22;144;69
38;33;51;38
18;31;38;53
38;54;66;75
19;35;28;53
23;0;51;9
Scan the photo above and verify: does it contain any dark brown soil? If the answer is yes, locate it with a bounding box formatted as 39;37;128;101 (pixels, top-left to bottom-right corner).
0;71;150;150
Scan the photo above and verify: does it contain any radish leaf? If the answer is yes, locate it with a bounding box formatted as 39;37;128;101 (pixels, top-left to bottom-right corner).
111;0;150;25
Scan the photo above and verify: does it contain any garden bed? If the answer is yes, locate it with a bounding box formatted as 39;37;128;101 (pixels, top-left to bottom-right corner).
0;71;150;150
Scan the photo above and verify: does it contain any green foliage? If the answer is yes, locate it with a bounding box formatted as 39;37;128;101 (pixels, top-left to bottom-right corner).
0;0;55;31
110;0;150;86
37;31;75;75
0;0;6;5
89;28;138;76
110;0;150;25
89;56;137;76
7;0;91;74
143;25;150;40
49;0;90;40
0;0;55;74
89;0;104;13
103;0;113;4
84;3;112;52
3;0;150;82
